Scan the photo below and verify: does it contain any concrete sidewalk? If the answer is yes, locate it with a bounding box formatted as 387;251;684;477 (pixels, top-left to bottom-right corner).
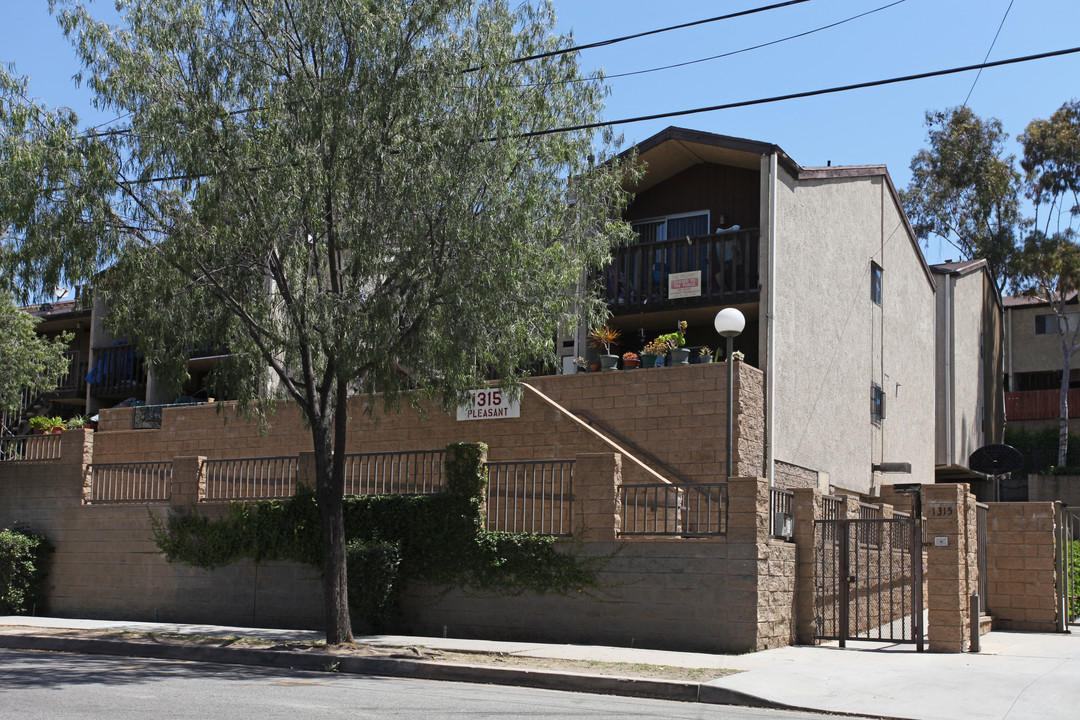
2;616;1078;719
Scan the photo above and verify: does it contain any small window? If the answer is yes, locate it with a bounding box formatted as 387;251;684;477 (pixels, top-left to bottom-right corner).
1036;312;1080;335
871;382;886;423
870;263;883;306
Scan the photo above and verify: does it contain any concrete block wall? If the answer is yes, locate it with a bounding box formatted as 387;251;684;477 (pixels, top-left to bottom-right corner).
92;362;767;487
0;429;323;628
984;502;1058;632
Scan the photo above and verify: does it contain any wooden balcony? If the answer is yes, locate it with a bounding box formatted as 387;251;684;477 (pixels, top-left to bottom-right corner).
45;350;88;399
88;344;147;398
601;229;760;315
1005;388;1080;421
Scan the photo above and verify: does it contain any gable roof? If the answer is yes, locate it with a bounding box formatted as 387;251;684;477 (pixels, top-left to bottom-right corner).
618;126;935;289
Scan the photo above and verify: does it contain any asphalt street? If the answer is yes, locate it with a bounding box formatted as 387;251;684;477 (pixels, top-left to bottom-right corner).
0;648;864;720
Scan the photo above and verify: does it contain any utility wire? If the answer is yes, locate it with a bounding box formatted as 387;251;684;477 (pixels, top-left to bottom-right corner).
529;0;906;87
35;44;1080;188
513;45;1080;139
963;0;1015;107
463;0;812;71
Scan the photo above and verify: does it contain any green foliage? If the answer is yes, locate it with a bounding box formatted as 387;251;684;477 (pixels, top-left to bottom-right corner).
151;444;605;628
1071;541;1080;622
1;0;636;642
0;525;53;614
0;295;71;413
901;107;1021;293
28;416;64;432
346;540;403;630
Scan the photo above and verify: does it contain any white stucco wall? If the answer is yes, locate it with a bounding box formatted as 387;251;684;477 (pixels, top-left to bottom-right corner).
935;270;996;468
765;166;935;494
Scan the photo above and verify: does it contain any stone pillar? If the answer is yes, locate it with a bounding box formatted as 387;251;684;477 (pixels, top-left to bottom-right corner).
171;456;206;506
573;453;621;542
60;427;95;503
923;483;978;652
792;486;822;644
727;476;769;544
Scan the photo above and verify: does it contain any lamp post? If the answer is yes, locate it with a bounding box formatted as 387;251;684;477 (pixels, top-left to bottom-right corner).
714;308;745;479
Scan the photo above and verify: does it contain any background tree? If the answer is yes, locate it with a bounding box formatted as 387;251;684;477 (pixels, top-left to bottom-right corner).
1014;100;1080;467
902;106;1021;293
0;293;70;416
0;0;634;644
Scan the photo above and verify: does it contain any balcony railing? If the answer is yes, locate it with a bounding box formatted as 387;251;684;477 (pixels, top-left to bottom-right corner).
1005;388;1080;421
87;344;146;397
602;229;759;314
48;350;88;398
619;482;727;536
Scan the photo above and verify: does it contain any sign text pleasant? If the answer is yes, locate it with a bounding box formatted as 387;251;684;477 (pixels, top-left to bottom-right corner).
456;388;521;421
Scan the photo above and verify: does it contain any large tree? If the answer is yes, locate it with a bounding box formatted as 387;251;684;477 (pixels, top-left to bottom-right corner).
902;106;1022;293
0;293;70;418
0;0;633;643
1014;100;1080;467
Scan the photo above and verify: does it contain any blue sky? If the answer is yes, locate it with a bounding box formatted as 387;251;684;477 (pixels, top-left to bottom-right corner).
4;0;1079;266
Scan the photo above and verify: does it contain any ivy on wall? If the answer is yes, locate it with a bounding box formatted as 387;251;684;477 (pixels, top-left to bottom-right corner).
151;443;606;629
0;524;53;615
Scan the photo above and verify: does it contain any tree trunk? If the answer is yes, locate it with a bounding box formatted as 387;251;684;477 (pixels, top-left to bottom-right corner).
1060;330;1072;468
312;415;353;645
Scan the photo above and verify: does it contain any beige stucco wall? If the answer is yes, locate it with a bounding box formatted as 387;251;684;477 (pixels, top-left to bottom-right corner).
765;166;935;494
1006;303;1073;376
935;269;1004;467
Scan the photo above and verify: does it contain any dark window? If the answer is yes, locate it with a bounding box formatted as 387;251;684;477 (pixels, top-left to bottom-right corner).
1035;314;1050;334
871;382;886;423
871;263;883;306
632;212;709;244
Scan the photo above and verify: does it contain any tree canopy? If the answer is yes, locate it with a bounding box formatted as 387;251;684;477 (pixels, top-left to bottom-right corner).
1013;100;1080;466
0;0;634;643
901;106;1021;293
0;293;70;416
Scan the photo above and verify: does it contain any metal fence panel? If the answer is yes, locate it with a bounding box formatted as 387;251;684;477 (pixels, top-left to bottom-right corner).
620;483;727;536
343;450;446;496
486;460;573;536
0;435;61;462
204;456;297;500
88;462;172;503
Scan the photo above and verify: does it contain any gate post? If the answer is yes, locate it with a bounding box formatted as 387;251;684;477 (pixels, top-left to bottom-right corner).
923;483;978;653
792;487;821;644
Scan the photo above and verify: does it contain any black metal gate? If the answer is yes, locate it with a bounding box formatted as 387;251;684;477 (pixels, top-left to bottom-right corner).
815;517;924;650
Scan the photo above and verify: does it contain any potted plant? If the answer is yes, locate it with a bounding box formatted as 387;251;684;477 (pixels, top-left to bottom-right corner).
695;346;713;364
588;325;621;371
573;356;589;374
652;321;690;365
640;339;667;368
65;415;95;430
29;416;65;435
622;351;640;369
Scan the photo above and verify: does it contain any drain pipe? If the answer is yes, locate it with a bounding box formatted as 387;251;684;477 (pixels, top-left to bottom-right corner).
766;151;778;487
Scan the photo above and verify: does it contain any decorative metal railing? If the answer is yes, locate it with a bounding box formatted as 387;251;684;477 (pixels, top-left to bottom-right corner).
0;434;61;462
87;462;172;503
486;459;573;536
204;456;298;500
770;488;795;540
619;482;727;536
87;344;146;397
343;449;446;496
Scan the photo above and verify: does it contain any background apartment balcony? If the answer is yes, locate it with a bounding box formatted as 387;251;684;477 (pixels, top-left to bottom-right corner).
1005;388;1080;421
88;344;147;398
45;350;89;401
602;229;760;315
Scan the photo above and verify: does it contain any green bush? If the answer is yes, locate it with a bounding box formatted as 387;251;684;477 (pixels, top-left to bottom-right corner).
151;443;606;628
1071;541;1080;623
0;525;53;614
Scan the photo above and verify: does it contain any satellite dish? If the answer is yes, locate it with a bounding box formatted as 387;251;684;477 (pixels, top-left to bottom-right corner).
968;444;1024;476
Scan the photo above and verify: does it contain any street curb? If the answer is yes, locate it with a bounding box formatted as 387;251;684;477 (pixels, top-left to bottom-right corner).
0;633;793;710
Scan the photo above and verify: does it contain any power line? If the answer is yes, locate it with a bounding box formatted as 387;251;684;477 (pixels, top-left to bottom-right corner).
529;0;906;87
464;0;812;71
514;45;1080;139
39;45;1080;188
963;0;1015;107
